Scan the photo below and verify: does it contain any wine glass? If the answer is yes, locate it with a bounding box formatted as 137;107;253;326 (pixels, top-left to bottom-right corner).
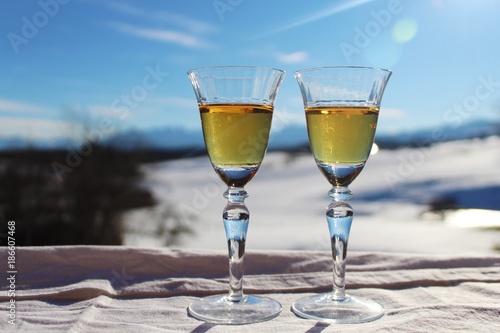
292;66;392;323
186;66;286;324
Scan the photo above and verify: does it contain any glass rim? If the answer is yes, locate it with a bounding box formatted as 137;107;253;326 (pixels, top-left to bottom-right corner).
294;66;392;76
187;65;285;75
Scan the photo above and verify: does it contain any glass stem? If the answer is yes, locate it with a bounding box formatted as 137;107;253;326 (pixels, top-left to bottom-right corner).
326;186;354;301
223;187;249;302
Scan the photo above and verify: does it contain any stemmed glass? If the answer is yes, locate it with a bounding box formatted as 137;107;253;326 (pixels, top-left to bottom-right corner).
292;66;392;323
186;66;285;324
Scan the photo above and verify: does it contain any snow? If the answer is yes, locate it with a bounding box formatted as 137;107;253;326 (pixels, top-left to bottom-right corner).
123;136;500;255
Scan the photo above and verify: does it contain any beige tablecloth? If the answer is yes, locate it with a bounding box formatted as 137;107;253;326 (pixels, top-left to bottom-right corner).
0;246;499;332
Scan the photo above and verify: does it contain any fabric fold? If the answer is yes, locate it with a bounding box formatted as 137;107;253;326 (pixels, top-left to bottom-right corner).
1;246;499;333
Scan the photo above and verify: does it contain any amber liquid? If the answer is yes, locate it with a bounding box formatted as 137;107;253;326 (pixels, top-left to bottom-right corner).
306;106;379;186
200;104;273;187
306;106;379;164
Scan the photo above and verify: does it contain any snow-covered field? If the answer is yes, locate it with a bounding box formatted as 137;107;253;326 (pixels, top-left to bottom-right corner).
124;136;500;255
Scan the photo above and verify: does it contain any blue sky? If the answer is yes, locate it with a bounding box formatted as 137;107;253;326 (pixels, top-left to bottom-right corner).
1;0;500;143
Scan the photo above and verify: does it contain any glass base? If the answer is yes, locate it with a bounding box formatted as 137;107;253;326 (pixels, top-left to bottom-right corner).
188;294;282;325
291;293;384;324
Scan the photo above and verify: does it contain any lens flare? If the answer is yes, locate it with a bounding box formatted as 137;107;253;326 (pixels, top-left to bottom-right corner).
392;18;418;43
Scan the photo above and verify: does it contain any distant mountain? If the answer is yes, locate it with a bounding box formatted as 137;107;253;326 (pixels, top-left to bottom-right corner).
0;137;71;150
105;119;499;151
268;125;309;150
106;124;311;151
375;119;500;149
0;119;498;151
106;127;205;149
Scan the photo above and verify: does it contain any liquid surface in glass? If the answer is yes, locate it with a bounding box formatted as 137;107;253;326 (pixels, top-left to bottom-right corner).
305;106;379;164
200;104;273;187
200;104;273;166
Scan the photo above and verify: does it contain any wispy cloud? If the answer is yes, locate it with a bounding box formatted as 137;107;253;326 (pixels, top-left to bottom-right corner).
85;104;123;119
0;99;78;140
0;98;57;115
153;96;197;108
106;2;218;34
111;22;212;49
276;51;309;64
105;2;216;49
382;107;407;119
255;0;373;38
0;117;74;140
